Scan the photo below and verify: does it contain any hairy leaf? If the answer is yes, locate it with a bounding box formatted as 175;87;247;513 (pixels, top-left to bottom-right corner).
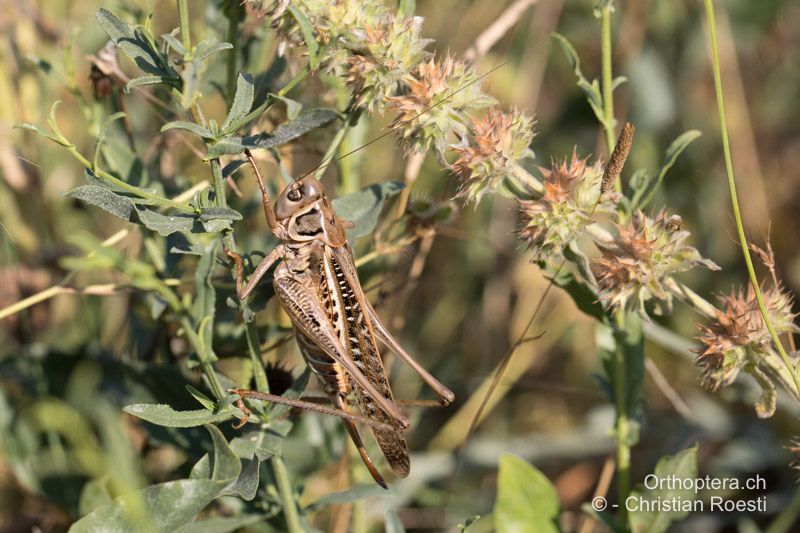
635;130;702;210
161;121;215;139
69;479;223;533
65;185;136;221
222;73;255;132
135;206;196;236
96;9;173;78
552;33;607;129
207;108;339;159
332;181;404;240
173;515;264;533
123;403;232;428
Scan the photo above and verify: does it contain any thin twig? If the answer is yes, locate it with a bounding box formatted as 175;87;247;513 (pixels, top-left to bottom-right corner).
644;359;696;422
464;0;540;62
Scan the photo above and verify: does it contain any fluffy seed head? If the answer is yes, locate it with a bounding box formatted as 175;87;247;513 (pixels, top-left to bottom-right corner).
386;55;495;155
695;284;798;417
450;107;535;205
592;210;719;315
519;151;615;265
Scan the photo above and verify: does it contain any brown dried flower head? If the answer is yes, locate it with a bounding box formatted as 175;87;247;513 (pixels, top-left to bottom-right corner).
387;55;495;155
451;107;535;205
519;150;615;265
695;284;798;417
592;210;719;315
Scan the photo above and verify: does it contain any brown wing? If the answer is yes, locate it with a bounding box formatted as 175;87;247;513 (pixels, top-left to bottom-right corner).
327;246;410;478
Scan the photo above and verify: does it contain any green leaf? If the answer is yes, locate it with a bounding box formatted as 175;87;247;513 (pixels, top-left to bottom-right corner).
96;9;172;78
332;181;405;240
69;479;222;533
78;477;113;516
174;515;264;533
304;484;390;513
65;185;137;221
161;121;215;139
14;121;67;145
628;446;698;533
635;130;702;210
494;454;560;533
135;206;196;236
101;140;150;188
126;75;176;91
198;207;242;222
94;112;127;170
552;33;606;128
222;73;255;132
271;94;302;121
186;385;215;410
223;458;261;500
161;31;185;55
288;5;320;69
194;40;234;62
205;424;241;482
207;107;339;159
123;403;232;428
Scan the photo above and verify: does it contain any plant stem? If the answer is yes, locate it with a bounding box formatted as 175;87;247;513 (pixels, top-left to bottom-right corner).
245;322;269;392
177;0;191;52
314;122;352;181
180;316;226;399
209;158;237;250
600;5;617;166
703;0;800;396
225;2;242;106
277;65;310;97
613;310;630;527
272;456;304;533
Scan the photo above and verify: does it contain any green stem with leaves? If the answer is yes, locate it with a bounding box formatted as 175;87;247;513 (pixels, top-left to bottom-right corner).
59;138;195;212
703;0;800;396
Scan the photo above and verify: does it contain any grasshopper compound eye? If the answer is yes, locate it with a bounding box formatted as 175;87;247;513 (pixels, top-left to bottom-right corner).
287;187;302;201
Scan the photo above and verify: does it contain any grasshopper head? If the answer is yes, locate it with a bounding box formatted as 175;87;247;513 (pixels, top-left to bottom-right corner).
276;176;346;246
274;176;325;221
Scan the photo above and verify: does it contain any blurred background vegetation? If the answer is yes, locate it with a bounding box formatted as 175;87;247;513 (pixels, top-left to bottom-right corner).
1;0;800;531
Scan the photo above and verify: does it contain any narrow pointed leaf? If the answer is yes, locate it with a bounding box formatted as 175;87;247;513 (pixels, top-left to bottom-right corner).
123;403;232;428
222;73;255;132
